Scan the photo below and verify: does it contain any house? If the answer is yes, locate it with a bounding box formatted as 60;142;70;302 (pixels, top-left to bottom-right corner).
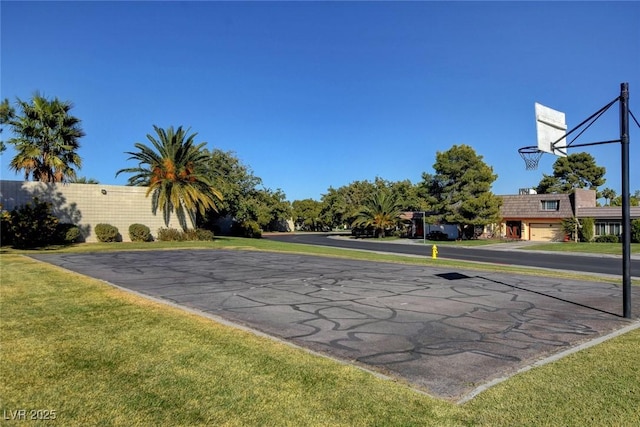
401;212;460;240
499;188;640;242
499;190;573;241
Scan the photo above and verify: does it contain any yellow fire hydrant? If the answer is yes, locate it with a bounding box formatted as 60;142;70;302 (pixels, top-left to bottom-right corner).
432;244;438;259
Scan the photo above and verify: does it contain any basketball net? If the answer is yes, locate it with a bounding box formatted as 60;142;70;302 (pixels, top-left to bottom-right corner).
518;146;544;170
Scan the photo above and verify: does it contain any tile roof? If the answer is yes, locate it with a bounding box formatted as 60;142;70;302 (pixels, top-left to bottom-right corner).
500;194;573;219
578;206;640;219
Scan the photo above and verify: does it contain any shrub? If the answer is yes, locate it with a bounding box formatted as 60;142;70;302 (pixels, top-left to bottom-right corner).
391;228;405;238
157;227;185;242
245;221;262;238
182;229;199;241
579;217;595;242
129;223;152;242
158;227;214;241
232;221;262;239
561;217;579;242
632;219;640;244
1;210;12;246
8;198;59;248
196;228;215;241
594;234;619;243
95;223;120;242
56;223;81;244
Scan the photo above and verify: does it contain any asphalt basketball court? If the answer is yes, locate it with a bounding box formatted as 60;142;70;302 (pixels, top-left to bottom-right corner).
31;249;640;401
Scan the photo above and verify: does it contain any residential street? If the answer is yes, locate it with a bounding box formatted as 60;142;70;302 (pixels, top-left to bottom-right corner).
265;233;640;278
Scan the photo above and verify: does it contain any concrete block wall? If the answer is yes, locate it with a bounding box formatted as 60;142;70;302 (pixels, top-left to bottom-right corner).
0;180;187;242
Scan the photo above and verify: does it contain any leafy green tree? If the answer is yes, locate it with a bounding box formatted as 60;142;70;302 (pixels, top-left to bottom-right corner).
202;149;291;233
116;125;222;230
264;188;292;230
320;180;379;229
319;187;350;229
351;190;403;238
0;98;15;153
387;179;428;212
205;149;262;219
536;152;606;194
611;190;640;207
341;180;378;223
292;198;326;231
371;177;428;212
421;144;502;233
239;188;291;232
319;178;428;230
6;93;85;182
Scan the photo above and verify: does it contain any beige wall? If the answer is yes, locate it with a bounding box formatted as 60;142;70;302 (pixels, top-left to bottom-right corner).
0;180;188;242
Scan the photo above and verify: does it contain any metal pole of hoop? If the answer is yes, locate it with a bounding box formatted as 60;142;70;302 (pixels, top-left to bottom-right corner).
519;83;632;318
620;82;631;319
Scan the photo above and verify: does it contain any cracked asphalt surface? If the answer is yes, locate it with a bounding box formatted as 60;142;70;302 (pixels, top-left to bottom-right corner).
31;249;640;400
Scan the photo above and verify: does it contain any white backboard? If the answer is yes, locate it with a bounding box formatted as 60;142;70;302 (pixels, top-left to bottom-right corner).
535;102;567;157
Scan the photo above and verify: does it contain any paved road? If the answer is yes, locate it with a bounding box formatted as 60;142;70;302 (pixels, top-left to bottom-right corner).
31;249;640;401
266;233;640;277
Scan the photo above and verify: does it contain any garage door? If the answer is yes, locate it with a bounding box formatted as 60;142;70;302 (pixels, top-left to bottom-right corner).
529;223;563;241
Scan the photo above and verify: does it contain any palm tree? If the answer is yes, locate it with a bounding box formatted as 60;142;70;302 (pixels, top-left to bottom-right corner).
351;191;403;238
7;93;84;182
116;125;222;230
601;188;616;206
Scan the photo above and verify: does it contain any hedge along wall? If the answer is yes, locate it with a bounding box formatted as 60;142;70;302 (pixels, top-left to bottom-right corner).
0;180;189;242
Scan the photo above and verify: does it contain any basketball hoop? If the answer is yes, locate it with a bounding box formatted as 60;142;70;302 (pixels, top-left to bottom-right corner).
518;146;544;170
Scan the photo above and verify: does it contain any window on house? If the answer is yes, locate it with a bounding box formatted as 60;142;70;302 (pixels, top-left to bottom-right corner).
541;200;559;211
595;222;622;236
610;223;621;236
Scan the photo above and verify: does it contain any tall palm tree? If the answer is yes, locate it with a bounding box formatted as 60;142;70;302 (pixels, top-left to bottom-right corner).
351;191;403;238
116;125;222;230
7;93;84;182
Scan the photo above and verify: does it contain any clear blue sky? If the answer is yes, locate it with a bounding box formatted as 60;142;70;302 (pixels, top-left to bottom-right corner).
2;1;638;202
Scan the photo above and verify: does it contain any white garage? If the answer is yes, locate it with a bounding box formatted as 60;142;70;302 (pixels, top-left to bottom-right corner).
529;223;564;242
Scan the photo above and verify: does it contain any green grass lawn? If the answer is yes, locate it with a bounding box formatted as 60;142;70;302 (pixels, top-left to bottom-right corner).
524;241;640;255
2;240;640;426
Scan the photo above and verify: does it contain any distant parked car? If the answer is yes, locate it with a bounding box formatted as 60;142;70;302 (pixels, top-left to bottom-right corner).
426;230;449;241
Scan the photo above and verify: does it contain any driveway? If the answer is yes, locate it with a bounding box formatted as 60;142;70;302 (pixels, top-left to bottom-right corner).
31;249;640;401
